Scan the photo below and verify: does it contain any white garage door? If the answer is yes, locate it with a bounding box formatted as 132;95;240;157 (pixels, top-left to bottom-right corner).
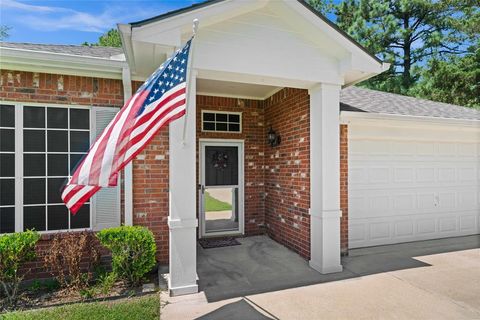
348;118;480;248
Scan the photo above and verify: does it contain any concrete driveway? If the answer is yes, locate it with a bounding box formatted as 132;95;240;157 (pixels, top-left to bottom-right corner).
161;235;480;319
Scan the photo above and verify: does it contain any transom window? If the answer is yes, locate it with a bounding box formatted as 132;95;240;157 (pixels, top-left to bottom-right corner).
0;104;91;234
202;111;241;133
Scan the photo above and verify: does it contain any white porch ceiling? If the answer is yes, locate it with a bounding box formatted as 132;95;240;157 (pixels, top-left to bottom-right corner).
196;79;280;100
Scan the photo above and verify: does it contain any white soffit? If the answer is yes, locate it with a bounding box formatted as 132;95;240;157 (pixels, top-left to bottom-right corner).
197;78;280;99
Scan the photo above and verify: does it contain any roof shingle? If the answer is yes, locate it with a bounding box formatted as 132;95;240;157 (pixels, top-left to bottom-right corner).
0;42;124;59
340;86;480;120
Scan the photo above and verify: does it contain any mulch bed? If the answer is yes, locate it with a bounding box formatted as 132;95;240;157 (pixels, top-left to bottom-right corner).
1;272;159;313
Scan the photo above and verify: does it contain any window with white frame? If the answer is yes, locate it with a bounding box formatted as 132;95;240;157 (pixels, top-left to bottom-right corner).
202;111;241;133
0;103;120;234
0;104;15;233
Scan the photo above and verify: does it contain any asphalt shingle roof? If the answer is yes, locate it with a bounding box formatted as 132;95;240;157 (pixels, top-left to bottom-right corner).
340;86;480;121
0;42;124;59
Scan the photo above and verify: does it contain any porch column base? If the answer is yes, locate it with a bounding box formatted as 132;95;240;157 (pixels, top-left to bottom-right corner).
168;217;198;296
309;262;343;274
169;283;199;296
309;209;343;274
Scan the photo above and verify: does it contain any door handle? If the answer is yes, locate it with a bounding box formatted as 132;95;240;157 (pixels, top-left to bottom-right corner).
199;184;205;194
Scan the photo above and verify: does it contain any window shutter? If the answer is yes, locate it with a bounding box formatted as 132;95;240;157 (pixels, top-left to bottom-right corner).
90;106;121;231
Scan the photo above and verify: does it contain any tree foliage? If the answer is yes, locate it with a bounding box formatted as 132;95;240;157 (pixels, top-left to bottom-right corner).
309;0;479;108
0;25;11;40
411;42;480;109
83;28;122;47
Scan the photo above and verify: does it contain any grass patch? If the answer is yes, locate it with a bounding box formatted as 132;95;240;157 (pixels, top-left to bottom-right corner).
3;294;160;320
205;191;232;212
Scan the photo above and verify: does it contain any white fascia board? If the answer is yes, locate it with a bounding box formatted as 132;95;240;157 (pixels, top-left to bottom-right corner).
118;23;136;75
131;0;268;45
0;47;127;79
340;110;480;129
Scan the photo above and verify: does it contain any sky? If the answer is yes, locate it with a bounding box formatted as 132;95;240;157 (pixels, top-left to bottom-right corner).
0;0;201;44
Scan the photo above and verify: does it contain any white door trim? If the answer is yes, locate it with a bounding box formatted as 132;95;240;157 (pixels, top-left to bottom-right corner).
199;139;244;238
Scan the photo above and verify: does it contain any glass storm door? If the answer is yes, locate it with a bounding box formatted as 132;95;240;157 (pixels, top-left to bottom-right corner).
199;141;243;237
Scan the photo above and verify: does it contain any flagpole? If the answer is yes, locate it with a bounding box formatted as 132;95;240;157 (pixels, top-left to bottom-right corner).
181;19;199;146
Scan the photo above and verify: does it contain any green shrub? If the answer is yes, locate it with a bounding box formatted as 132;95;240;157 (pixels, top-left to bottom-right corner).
0;230;40;309
97;226;156;286
79;271;117;299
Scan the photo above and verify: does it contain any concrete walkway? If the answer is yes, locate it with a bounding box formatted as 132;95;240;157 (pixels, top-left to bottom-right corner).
161;235;480;319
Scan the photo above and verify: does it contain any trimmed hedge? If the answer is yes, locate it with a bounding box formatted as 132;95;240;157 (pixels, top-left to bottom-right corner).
0;230;40;309
97;226;156;286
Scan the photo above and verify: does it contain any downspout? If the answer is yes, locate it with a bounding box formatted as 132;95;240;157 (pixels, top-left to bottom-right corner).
122;66;133;226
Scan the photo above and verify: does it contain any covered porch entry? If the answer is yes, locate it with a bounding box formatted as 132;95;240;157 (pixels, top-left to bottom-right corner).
119;0;387;296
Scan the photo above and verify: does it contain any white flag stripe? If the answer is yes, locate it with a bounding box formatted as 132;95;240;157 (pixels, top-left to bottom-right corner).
77;92;139;185
65;185;96;208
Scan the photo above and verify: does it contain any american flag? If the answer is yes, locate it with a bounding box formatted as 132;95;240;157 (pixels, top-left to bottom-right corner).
62;39;193;214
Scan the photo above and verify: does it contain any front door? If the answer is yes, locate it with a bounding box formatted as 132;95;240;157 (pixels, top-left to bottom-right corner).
199;140;244;237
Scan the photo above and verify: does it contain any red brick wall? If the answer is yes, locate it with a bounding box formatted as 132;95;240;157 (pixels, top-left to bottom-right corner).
196;95;266;235
131;129;170;263
340;124;348;254
264;88;311;259
0;70;124;106
129;81;170;264
1;69;350;271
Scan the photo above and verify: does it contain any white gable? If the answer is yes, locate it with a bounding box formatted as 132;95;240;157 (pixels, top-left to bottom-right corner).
120;0;388;91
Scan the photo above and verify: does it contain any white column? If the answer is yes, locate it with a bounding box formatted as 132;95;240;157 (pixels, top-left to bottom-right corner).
308;83;343;274
122;66;133;226
168;70;198;296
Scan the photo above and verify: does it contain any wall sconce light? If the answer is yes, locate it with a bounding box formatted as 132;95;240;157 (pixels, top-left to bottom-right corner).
267;127;281;147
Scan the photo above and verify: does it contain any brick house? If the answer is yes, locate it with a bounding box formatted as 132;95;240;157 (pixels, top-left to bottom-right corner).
1;0;479;295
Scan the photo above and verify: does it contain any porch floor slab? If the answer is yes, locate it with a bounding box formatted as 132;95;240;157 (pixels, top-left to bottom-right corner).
161;234;480;319
197;235;355;302
197;234;480;302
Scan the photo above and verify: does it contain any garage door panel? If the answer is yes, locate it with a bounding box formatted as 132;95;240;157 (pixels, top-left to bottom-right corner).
393;194;415;211
458;143;477;157
459;215;477;231
349;212;479;248
417;218;436;235
349;124;480;248
439;217;457;232
416;167;435;182
350;188;478;219
370;222;390;240
394;220;414;237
